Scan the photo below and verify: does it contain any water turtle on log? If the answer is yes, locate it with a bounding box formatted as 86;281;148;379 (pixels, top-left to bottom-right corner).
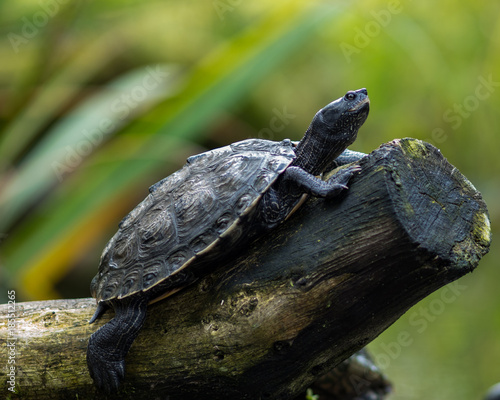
87;89;370;392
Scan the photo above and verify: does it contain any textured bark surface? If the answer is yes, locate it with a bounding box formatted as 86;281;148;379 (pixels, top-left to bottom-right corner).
0;139;491;399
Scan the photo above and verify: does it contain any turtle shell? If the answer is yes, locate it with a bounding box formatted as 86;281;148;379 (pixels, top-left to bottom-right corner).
91;138;296;302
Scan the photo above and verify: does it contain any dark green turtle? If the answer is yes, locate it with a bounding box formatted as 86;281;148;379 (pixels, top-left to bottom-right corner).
87;88;370;392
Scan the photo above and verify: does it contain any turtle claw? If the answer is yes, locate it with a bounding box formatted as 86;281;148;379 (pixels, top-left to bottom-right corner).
87;338;126;393
342;164;362;176
329;164;361;187
348;164;362;173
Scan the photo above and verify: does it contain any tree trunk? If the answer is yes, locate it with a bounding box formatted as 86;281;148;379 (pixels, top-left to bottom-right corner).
1;139;491;399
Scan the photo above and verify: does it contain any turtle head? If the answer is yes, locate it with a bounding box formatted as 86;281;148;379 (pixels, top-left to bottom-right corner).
294;88;369;175
316;88;370;138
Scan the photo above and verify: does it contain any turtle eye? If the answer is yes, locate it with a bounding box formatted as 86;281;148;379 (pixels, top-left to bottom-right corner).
345;92;356;101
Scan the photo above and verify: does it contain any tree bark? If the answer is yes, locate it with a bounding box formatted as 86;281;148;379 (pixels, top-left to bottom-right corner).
0;139;491;399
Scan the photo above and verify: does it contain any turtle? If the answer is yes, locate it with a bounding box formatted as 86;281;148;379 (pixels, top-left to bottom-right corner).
87;88;370;392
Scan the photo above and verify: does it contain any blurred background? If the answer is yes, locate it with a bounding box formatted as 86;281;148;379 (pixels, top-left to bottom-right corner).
0;1;498;399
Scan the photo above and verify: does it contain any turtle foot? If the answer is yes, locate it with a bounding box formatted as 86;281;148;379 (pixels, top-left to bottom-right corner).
86;298;148;392
87;332;126;393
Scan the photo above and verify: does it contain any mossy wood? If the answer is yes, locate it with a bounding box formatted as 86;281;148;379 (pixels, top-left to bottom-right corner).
0;139;490;399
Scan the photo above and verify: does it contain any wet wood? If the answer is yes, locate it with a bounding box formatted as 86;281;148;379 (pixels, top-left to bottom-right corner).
0;139;490;399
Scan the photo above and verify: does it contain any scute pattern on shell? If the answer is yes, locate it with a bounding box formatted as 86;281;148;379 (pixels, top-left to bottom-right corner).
91;139;295;302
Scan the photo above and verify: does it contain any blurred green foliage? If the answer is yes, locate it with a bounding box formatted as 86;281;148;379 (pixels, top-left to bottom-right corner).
0;1;498;399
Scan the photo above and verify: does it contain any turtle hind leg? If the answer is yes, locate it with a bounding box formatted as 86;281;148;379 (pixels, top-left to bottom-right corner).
87;297;148;393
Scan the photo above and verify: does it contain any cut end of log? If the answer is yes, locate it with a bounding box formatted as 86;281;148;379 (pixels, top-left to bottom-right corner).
362;138;491;273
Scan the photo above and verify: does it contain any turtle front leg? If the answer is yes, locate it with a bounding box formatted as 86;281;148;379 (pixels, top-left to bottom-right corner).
283;164;361;198
332;149;366;168
87;297;148;393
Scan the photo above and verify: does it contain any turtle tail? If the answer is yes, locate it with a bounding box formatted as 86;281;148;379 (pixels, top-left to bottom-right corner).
89;302;108;324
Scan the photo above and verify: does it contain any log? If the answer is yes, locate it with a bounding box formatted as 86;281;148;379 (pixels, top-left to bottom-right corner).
0;139;491;399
